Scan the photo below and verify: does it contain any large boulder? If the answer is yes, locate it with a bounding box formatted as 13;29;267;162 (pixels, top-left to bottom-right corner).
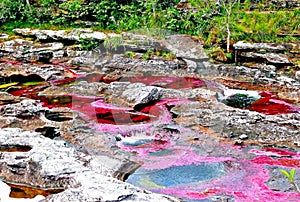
0;128;179;201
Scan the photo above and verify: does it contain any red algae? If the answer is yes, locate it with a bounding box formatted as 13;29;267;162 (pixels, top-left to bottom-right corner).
248;91;300;115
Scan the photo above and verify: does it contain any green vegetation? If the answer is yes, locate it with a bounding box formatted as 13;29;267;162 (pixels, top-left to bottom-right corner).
0;0;299;50
280;168;300;194
224;93;259;109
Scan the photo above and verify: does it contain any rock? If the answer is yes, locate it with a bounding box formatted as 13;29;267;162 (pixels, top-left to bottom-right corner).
159;34;209;62
239;134;248;140
38;81;107;96
0;100;44;118
171;101;300;145
0;62;74;81
233;41;286;53
44;171;179;202
0;33;9;39
13;28;107;43
0;128;179;201
240;52;292;66
121;83;163;107
295;71;300;80
0;39;64;62
0;92;24;105
0;180;45;202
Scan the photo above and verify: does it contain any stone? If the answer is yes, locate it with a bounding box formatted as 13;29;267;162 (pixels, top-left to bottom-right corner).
13;28;108;43
239;134;248;140
44;171;179;202
233;41;286;53
0;33;9;39
0;62;74;81
295;71;300;80
159;34;209;62
121;83;163;107
0;180;45;202
0;128;179;201
241;52;291;65
0;99;44;118
0;92;24;105
0;39;64;62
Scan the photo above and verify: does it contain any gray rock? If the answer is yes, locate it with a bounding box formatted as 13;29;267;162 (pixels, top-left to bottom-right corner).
38;81;108;96
121;84;163;107
233;41;286;53
0;99;44;118
241;52;291;65
0;128;179;201
0;92;24;105
160;34;209;62
44;171;179;202
0;39;64;62
171;101;300;144
0;33;9;39
13;28;107;43
295;71;300;80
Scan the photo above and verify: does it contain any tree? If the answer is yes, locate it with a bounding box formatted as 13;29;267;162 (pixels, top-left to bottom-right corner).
220;0;239;53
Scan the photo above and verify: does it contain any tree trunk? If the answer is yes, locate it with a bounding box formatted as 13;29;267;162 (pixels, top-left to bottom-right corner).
226;14;230;53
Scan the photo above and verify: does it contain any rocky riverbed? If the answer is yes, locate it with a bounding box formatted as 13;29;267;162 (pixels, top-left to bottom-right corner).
0;28;300;201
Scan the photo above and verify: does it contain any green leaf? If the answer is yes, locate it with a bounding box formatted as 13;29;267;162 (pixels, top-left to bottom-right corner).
22;81;43;86
0;82;19;89
281;169;291;180
290;168;296;181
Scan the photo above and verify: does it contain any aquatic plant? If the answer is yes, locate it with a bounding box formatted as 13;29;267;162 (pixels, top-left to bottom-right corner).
280;168;300;194
224;93;259;109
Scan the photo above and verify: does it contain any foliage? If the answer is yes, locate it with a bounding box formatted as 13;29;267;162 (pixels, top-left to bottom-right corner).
124;51;136;58
280;168;300;193
1;0;299;50
79;38;102;51
225;93;259;109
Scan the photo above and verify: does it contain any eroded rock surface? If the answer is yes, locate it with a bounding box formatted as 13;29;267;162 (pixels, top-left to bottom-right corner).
0;128;179;201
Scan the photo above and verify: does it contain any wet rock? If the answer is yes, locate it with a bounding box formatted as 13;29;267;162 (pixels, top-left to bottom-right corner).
0;62;75;81
0;100;44;118
120;83;163;107
38;81;107;96
44;171;179;202
171;101;300;145
0;92;24;105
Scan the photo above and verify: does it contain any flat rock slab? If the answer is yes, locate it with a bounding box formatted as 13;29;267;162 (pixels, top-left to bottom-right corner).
13;28;107;42
0;128;179;201
233;41;286;52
